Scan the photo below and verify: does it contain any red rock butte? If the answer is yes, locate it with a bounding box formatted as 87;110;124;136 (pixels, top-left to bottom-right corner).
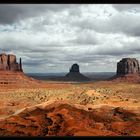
0;53;22;72
111;58;140;82
117;58;140;76
0;53;40;87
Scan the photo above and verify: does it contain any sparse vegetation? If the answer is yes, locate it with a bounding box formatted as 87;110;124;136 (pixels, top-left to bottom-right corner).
0;81;139;119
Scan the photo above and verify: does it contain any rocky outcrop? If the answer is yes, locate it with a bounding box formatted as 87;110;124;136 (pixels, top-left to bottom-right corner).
0;101;139;136
65;64;90;81
0;53;22;72
117;58;140;76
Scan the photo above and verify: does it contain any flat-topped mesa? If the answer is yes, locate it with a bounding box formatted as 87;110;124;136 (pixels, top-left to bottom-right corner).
117;58;140;76
0;53;23;72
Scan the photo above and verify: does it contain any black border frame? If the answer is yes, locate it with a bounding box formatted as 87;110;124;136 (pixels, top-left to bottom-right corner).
0;2;140;140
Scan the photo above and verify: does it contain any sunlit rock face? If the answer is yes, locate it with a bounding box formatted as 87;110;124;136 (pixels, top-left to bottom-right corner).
0;53;22;72
0;53;41;86
0;101;140;136
117;58;140;76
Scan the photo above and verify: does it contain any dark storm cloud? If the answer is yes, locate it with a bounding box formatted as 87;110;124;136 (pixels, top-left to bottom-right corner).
0;4;75;24
62;54;107;63
70;5;140;37
113;4;140;12
72;15;140;37
95;49;133;56
23;60;43;66
109;13;140;37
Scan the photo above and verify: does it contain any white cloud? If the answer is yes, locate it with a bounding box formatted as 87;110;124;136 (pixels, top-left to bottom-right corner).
0;4;140;73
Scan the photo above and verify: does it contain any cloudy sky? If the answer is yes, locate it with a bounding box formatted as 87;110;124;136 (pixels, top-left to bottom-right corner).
0;4;140;73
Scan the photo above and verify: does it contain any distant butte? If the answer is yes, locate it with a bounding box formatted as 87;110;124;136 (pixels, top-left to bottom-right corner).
117;58;140;76
111;58;140;82
65;63;90;81
0;53;41;86
0;53;22;72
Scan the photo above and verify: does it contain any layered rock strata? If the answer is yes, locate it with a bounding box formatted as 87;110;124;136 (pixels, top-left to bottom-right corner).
0;53;22;72
110;58;140;82
117;58;140;76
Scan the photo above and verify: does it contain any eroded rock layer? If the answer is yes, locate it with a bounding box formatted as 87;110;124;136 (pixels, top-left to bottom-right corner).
0;53;22;72
0;101;139;136
0;53;42;86
0;71;42;87
117;58;140;76
110;58;140;82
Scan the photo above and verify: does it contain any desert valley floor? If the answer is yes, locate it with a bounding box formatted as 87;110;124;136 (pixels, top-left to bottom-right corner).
0;79;140;136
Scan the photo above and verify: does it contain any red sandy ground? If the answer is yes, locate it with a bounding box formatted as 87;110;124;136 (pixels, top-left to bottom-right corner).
0;71;140;136
0;101;139;136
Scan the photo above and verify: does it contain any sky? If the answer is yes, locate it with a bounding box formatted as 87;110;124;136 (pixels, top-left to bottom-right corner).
0;4;140;73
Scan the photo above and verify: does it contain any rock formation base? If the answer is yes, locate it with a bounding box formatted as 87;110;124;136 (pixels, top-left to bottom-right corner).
0;71;42;87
